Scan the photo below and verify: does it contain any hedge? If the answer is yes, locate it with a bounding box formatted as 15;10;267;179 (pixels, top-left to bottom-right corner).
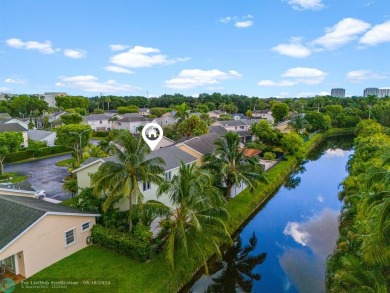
92;131;110;137
91;225;151;261
4;145;70;163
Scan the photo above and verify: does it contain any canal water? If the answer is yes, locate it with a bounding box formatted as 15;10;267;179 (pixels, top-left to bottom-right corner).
186;136;354;293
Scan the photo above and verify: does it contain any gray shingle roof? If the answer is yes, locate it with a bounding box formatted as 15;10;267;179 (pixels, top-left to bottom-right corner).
28;130;54;141
0;123;27;133
117;113;150;122
83;114;110;121
0;195;98;251
219;120;247;127
209;125;228;135
183;133;221;155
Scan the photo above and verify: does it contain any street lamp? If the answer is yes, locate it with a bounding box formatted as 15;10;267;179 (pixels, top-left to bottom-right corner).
69;130;90;161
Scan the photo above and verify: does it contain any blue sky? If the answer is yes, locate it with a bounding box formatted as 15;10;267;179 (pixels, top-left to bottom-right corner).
1;0;389;98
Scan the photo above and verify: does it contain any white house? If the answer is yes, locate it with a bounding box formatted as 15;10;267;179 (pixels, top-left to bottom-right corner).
72;145;197;208
27;130;57;146
152;115;178;127
0;123;28;147
252;110;274;124
4;118;29;130
112;113;150;134
207;110;226;119
82;114;112;131
139;108;150;116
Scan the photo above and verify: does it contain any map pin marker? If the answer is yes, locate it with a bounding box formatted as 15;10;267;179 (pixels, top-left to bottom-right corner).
142;122;163;151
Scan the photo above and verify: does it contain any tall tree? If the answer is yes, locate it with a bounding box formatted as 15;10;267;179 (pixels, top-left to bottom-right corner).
91;132;165;230
55;124;92;162
174;102;190;121
202;132;268;198
0;132;23;175
143;163;230;272
271;102;289;123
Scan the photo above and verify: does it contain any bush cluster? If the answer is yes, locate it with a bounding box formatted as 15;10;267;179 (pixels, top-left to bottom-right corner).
91;224;152;261
4;145;70;163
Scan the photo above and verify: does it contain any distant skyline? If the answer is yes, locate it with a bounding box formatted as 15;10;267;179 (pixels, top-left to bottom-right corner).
1;0;390;98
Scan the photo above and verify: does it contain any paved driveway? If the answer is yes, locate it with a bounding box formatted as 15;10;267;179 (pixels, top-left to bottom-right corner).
4;154;73;201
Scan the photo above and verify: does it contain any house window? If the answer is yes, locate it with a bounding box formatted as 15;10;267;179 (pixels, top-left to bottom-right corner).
99;121;102;124
81;221;91;232
143;181;151;191
235;126;237;129
240;126;245;129
165;171;172;181
118;122;122;126
64;228;76;246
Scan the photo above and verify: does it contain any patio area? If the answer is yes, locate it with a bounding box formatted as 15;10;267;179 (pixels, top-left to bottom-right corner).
1;268;25;284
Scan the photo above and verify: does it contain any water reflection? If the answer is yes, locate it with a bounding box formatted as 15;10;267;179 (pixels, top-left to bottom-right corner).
306;135;354;161
190;233;266;293
283;165;307;190
281;209;339;293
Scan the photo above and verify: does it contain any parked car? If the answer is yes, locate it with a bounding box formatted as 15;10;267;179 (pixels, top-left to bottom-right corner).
35;190;46;199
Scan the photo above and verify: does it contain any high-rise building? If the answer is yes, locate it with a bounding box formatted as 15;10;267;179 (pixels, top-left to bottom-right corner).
331;88;345;98
363;88;379;97
43;92;67;107
379;88;390;98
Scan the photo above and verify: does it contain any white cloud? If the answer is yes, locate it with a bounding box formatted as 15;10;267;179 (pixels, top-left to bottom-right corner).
4;78;25;85
64;49;87;59
5;38;59;54
325;149;348;158
283;222;309;246
311;18;371;49
220;15;254;28
234;20;254;28
258;67;327;87
109;44;130;51
360;21;390;45
282;67;327;84
110;45;189;68
317;195;324;202
165;69;242;89
346;70;387;82
285;0;325;10
258;80;296;87
56;75;139;93
104;66;133;74
272;37;312;58
219;16;232;23
296;91;330;97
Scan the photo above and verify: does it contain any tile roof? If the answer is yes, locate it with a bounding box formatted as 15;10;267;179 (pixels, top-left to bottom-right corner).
0;195;98;251
27;130;55;141
0;123;27;132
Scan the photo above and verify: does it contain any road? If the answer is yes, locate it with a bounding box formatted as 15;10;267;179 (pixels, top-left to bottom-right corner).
4;154;73;201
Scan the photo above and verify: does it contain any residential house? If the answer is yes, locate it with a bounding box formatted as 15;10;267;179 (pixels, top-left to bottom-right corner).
5;118;29;130
207;110;226;119
82;114;111;131
0;123;28;147
72;145;197;208
27;130;57;146
214;120;253;143
155;136;175;149
176;133;221;165
139;108;150;116
152;115;177;127
104;109;118;117
0;113;12;124
112;113;150;134
0;195;99;280
252;110;274;124
231;113;248;120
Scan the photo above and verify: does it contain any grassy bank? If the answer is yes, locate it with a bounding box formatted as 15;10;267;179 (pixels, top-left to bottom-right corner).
22;128;353;293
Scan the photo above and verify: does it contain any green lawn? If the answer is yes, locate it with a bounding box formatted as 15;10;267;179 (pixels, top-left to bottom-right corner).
0;172;28;183
55;157;76;167
22;129;353;293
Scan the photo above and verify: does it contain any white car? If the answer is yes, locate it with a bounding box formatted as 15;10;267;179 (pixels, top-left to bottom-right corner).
35;190;46;199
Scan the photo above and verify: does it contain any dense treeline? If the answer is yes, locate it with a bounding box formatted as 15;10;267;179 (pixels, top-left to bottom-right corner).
326;120;390;292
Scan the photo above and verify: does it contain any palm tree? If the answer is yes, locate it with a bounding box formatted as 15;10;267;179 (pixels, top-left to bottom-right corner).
105;96;111;111
202;132;268;198
143;163;231;272
206;233;266;293
91;131;165;230
174;102;190;121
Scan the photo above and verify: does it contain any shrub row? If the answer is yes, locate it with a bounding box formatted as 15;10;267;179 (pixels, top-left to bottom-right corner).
91;224;151;261
4;145;70;163
92;131;110;137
